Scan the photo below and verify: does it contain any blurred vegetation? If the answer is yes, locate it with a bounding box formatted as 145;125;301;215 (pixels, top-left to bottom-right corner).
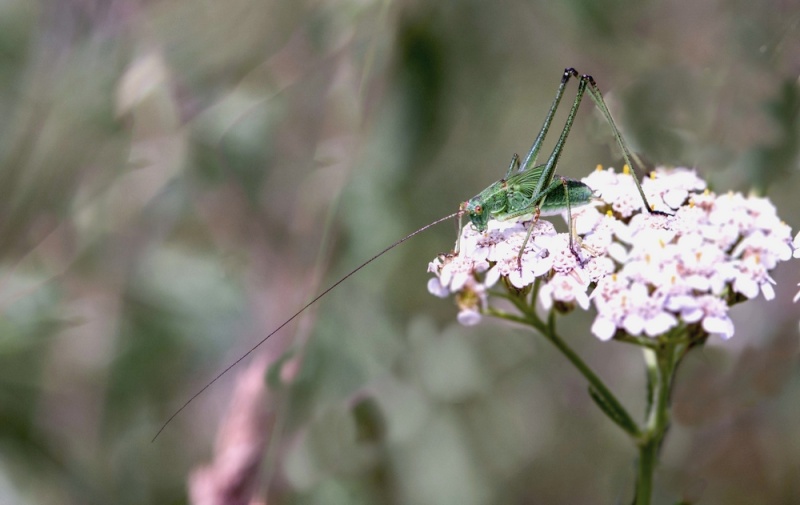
0;1;798;504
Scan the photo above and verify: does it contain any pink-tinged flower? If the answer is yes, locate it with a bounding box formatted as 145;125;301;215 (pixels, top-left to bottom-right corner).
729;254;776;300
731;229;792;269
583;256;615;283
539;272;590;311
549;235;582;273
583;165;649;217
472;220;529;262
641;167;706;210
457;308;482;326
668;294;734;339
590;274;630;341
620;283;678;337
485;252;544;289
438;254;488;293
427;276;450;298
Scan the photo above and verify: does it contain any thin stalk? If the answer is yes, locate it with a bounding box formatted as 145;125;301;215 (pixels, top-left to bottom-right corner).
487;304;640;438
540;310;640;438
636;438;659;505
635;344;675;504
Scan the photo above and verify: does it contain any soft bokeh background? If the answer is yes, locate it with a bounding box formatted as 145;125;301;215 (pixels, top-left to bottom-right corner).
0;1;798;504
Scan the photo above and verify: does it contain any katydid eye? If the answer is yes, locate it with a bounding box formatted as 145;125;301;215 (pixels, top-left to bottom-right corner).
474;205;482;214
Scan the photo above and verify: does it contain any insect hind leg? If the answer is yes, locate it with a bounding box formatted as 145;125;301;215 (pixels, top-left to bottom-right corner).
582;74;671;216
519;68;580;173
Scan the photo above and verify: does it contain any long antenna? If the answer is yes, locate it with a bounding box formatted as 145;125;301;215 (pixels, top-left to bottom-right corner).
152;211;461;442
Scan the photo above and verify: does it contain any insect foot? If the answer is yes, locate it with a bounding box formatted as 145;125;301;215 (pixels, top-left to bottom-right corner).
569;243;588;268
428;166;794;339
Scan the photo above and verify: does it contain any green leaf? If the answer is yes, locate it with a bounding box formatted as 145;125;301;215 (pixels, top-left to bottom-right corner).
587;385;639;436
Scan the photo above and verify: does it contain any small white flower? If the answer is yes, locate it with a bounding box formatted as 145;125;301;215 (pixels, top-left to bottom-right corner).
793;231;800;259
696;296;735;339
669;295;734;339
539;271;590;311
427;277;450;298
703;314;735;339
583;256;615;283
590;274;630;340
440;256;486;293
472;220;530;261
621;283;678;337
730;254;776;300
591;316;618;341
642;167;706;210
572;205;603;236
580;227;613;258
486;253;540;289
612;191;643;218
549;235;581;273
457;308;482;326
584;166;649;217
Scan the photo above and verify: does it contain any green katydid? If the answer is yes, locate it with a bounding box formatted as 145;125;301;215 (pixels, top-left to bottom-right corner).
152;67;663;441
459;67;665;261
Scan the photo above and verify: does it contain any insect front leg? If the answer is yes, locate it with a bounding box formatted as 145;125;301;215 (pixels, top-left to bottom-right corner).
515;204;542;271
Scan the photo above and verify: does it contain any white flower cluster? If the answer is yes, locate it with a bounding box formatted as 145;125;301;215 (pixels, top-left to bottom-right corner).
428;166;795;342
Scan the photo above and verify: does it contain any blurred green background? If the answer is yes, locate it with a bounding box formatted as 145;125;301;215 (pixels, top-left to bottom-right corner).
0;1;798;504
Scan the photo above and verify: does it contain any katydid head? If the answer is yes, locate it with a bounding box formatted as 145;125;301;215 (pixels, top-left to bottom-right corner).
461;198;490;232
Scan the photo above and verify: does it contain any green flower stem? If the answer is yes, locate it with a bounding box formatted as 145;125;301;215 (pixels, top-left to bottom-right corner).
636;437;658;505
541;310;641;438
636;344;676;505
487;305;640;439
